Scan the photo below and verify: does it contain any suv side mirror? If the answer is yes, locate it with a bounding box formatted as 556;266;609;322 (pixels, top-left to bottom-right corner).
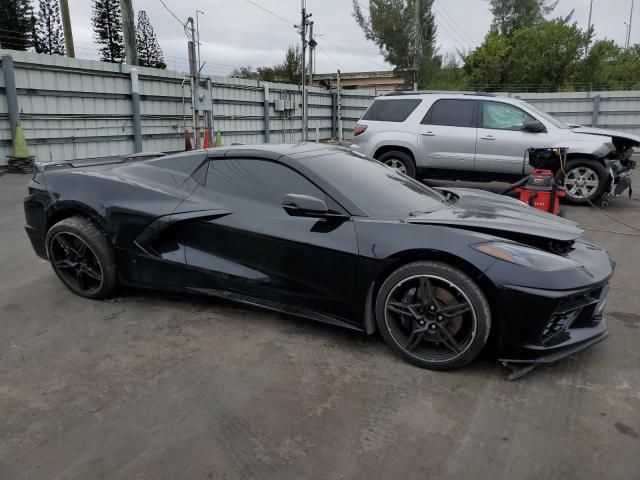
522;119;546;133
282;194;330;217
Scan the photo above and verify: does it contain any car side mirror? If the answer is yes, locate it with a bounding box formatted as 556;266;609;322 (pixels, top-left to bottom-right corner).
522;119;546;133
282;194;330;217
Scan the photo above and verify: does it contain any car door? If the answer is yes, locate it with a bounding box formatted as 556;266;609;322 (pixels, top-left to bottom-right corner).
417;99;478;171
178;156;359;321
475;100;549;175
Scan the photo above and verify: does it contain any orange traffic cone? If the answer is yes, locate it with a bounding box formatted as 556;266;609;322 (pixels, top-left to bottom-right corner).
203;129;213;148
184;129;193;151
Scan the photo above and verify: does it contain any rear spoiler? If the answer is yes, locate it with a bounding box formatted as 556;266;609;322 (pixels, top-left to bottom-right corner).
33;151;167;173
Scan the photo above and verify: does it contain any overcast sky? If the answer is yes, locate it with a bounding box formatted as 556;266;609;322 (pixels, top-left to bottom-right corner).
67;0;638;75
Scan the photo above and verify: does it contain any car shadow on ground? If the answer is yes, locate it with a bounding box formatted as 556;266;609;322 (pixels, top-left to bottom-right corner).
114;286;509;379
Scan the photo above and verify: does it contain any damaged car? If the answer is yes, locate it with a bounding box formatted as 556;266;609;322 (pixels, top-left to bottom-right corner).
24;144;614;372
351;92;637;204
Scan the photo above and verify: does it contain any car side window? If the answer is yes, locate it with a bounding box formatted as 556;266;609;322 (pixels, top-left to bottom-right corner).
362;99;422;122
422;99;476;128
482;102;535;131
206;159;327;207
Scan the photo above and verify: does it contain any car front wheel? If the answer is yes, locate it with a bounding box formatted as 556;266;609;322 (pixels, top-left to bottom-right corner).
557;159;609;204
375;261;491;370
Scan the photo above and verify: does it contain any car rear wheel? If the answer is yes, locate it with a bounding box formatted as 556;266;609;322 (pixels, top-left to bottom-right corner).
46;216;117;299
557;159;609;204
377;150;416;178
375;261;491;370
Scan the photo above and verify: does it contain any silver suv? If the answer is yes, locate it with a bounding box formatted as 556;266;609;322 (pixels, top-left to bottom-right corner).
351;92;637;203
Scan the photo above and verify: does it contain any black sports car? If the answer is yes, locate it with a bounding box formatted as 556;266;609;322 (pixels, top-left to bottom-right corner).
24;144;613;372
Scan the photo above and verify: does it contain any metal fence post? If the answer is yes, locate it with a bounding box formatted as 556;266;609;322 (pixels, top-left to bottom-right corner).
331;91;337;139
591;94;601;128
130;68;142;153
263;82;270;144
2;55;19;142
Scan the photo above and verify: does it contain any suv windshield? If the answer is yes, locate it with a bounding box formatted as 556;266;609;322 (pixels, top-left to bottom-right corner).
521;101;570;129
306;151;446;218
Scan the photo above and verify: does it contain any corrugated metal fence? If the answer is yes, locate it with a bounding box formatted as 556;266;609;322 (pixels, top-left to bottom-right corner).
0;50;373;166
2;50;640;167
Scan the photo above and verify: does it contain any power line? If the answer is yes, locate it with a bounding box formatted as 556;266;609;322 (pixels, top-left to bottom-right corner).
318;34;387;69
317;44;343;69
236;0;386;70
240;0;296;25
433;5;471;52
159;0;187;27
434;0;475;46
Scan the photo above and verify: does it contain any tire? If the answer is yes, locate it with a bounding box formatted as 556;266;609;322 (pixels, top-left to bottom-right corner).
375;261;491;370
556;158;609;205
45;216;117;299
377;150;416;178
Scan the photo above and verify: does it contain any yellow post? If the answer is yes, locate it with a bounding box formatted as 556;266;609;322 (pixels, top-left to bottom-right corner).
12;121;32;158
214;130;222;147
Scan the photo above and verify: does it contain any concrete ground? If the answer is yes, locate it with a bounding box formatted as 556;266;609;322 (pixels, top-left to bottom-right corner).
1;170;639;480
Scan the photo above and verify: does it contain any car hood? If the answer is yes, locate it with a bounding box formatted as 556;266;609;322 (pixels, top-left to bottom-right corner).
406;188;584;241
570;126;640;147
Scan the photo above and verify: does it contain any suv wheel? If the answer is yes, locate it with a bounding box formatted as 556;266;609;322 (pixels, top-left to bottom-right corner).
377;150;416;178
557;159;609;204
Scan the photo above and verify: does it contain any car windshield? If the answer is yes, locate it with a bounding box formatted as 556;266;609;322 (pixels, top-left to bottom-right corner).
305;151;447;218
522;101;571;129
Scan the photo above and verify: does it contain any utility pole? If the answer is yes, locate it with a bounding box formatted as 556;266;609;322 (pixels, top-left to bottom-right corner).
626;0;635;49
187;17;201;149
337;69;342;144
414;0;420;91
308;21;316;86
196;10;204;72
59;0;75;58
120;0;139;65
297;0;311;141
586;0;594;52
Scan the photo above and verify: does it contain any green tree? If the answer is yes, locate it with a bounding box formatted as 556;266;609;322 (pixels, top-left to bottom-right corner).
0;0;34;50
488;0;558;36
427;52;465;89
462;31;512;89
575;39;620;88
231;46;302;84
594;43;640;89
505;20;588;90
352;0;438;86
463;20;589;91
33;0;65;55
136;10;165;69
92;0;124;63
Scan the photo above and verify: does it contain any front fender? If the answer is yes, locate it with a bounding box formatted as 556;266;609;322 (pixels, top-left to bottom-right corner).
550;139;614;158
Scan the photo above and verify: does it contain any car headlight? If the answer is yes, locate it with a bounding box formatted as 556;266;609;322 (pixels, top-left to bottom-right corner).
473;241;581;271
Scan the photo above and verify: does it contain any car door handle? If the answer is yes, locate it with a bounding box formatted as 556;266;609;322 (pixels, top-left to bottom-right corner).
421;131;435;136
480;135;496;140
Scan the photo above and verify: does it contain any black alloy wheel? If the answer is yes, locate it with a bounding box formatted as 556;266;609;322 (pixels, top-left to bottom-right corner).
46;216;117;299
376;262;491;370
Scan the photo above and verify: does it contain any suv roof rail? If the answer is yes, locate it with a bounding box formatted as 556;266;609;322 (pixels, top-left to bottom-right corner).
465;91;497;97
383;90;496;97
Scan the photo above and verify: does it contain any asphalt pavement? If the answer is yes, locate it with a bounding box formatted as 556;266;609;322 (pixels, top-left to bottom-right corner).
0;170;639;480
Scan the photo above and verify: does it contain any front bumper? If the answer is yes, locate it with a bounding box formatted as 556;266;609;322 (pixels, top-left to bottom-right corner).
494;280;610;363
483;238;614;364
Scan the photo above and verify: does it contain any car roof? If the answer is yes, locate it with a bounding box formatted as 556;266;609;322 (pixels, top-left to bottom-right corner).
374;91;523;105
202;143;348;163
